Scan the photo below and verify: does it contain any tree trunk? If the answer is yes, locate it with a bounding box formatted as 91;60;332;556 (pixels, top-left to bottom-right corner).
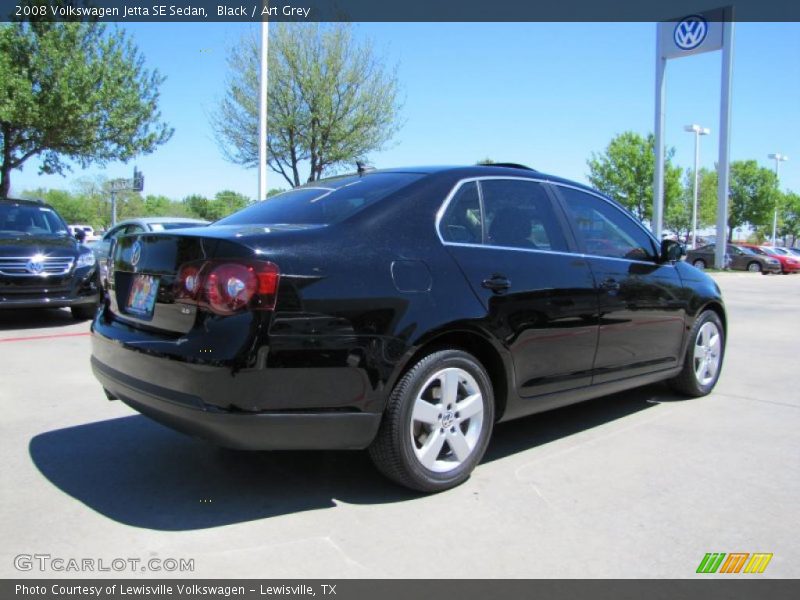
1;126;11;197
0;163;10;198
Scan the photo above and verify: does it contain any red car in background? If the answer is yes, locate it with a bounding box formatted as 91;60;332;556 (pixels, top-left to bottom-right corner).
737;243;800;274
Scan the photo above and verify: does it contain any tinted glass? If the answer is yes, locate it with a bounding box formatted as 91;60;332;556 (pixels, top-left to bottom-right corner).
480;180;568;251
559;187;656;261
0;204;67;235
440;182;482;244
217;173;423;226
158;222;206;231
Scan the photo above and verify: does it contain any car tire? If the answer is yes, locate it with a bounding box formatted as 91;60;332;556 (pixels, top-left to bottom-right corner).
368;349;495;492
692;259;706;270
668;310;725;397
747;261;762;273
71;304;98;320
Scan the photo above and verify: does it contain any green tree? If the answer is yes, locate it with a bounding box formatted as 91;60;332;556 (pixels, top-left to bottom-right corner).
183;191;250;221
587;131;681;222
212;24;401;188
665;167;718;243
0;15;172;196
777;191;800;245
727;160;778;241
207;190;250;221
183;194;210;220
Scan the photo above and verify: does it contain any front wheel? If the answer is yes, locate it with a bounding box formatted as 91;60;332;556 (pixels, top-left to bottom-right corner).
747;261;762;273
692;259;706;270
668;310;725;397
369;349;494;492
71;303;98;320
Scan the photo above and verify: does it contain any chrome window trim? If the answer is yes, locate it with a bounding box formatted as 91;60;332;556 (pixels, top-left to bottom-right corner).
434;176;665;267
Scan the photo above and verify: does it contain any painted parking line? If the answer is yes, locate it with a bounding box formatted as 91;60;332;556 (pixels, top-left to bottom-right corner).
0;332;90;343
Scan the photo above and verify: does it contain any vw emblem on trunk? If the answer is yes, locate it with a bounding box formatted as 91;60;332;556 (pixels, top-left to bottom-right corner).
130;241;142;267
674;16;708;51
26;256;45;274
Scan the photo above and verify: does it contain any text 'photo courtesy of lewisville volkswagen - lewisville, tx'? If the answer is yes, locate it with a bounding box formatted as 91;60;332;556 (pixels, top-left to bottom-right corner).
0;1;798;599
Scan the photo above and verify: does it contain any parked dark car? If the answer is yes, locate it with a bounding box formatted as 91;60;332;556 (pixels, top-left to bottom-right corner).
686;243;781;274
91;165;727;491
1;198;100;319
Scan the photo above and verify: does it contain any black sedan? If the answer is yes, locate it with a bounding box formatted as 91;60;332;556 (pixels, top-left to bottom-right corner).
91;165;726;491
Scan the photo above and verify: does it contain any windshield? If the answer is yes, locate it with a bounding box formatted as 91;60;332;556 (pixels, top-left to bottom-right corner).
737;246;757;255
0;204;68;235
766;247;788;255
216;173;423;226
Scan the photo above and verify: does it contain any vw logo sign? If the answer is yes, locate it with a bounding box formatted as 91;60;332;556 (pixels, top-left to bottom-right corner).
26;257;44;274
130;241;142;267
674;15;708;51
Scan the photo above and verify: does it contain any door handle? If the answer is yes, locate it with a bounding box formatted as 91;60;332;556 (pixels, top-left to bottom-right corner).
482;275;511;294
599;278;620;291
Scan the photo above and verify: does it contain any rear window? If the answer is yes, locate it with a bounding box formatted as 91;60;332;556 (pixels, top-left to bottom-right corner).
153;222;207;231
216;173;423;226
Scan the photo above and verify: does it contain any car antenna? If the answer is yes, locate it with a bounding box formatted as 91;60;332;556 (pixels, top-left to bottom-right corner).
356;161;374;176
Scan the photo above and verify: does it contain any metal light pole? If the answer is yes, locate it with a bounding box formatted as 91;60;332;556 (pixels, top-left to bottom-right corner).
768;153;788;246
684;124;710;248
258;7;269;201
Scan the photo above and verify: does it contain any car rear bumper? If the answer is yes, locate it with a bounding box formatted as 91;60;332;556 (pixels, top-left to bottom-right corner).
90;332;382;450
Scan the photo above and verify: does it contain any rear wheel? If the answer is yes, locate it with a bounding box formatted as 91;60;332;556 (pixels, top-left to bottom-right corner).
369;349;494;492
669;310;725;397
747;261;762;273
692;259;706;270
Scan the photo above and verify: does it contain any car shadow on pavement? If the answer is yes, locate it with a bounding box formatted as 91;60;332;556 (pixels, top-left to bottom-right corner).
0;308;83;331
28;383;677;531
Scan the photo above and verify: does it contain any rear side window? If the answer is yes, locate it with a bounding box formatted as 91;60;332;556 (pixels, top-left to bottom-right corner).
558;186;657;261
440;182;482;244
481;180;568;252
216;173;423;226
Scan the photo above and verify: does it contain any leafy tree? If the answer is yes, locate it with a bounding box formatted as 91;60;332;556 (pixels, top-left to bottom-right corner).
587;131;681;222
183;190;250;221
207;190;250;221
665;167;718;244
727;160;778;241
777;191;800;245
0;16;172;196
212;23;401;188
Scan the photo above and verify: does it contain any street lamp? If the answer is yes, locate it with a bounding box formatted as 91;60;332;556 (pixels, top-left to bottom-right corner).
684;124;711;248
768;153;788;246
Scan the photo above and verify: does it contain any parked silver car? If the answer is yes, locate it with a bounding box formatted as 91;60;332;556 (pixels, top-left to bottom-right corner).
94;217;209;285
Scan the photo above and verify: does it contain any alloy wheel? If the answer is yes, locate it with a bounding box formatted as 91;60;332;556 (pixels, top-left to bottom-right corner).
694;321;722;386
409;367;484;473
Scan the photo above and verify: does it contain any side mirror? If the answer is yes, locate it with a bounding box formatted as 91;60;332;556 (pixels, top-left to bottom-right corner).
660;239;685;262
75;229;86;243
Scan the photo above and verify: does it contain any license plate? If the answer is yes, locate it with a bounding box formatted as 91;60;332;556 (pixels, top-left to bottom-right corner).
126;274;159;318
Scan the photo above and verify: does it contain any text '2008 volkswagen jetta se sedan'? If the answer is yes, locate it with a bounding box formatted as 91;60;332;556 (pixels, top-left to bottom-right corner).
91;164;726;492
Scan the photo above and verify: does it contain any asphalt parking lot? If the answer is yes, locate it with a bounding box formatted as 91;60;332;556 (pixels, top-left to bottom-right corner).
1;273;798;579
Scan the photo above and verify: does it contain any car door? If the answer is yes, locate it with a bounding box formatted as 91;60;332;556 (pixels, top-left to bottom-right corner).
552;184;687;384
439;177;599;397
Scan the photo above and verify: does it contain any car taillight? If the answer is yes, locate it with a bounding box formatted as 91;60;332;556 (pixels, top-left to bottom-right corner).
176;259;280;315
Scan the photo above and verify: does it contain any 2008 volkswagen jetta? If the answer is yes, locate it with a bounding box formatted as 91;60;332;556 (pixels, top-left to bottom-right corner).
91;164;726;492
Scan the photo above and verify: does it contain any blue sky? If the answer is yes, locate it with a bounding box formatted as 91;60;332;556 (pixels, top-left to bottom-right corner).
9;21;800;199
